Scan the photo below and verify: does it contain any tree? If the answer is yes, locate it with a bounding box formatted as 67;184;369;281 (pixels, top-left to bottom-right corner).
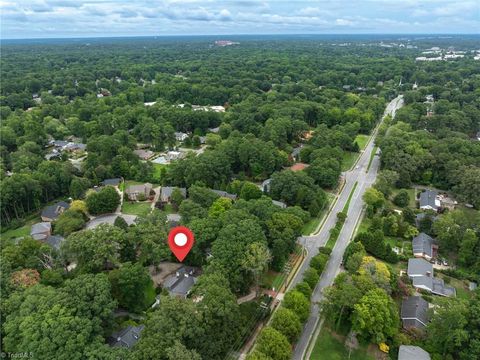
458;229;478;267
256;327;291;360
86;186;120;215
374;170;399;197
363;188;384;213
303;267;320;289
310;253;329;273
282;290;310;323
166;341;201;360
352;288;399;343
62;224;126;272
108;262;155;313
271;307;302;342
170;187;185;210
208;197;233;218
393;190;410;207
454;166;480;208
70;200;88;216
132;297;203;360
113;215;129;230
242;242;271;295
54;209;86;236
427;298;469;358
179;199;208;223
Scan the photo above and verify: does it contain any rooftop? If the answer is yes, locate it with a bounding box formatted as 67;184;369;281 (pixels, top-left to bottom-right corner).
412;233;436;258
401;296;429;329
419;190;439;210
289;163;309;172
407;258;433;277
398;346;431;360
109;325;144;348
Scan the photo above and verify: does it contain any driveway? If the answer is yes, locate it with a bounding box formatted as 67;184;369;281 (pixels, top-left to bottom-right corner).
85;213;137;229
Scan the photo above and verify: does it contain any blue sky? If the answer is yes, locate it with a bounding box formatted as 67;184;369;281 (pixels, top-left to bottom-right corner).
1;0;479;39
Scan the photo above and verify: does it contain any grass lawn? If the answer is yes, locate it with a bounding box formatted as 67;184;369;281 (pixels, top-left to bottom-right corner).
144;283;157;307
437;273;471;300
260;270;286;290
342;152;358;171
311;327;374;360
302;193;335;235
390;188;416;209
355;134;370;150
152;164;168;182
1;216;39;240
122;201;152;217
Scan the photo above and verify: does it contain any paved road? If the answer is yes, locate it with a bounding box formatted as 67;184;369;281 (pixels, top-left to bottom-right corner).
290;95;404;360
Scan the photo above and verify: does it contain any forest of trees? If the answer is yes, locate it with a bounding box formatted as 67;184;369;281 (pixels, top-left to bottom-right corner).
1;36;479;359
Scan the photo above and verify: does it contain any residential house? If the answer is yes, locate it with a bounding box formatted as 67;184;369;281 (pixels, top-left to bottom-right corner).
45;235;65;250
419;190;440;212
166;213;182;228
41;201;70;222
125;183;153;201
166;151;185;161
290;145;303;162
199;136;207;144
144;101;157;106
401;296;429;330
163;266;199;298
272;200;287;208
175;132;189;142
407;258;456;297
211;189;237;201
133;149;154;160
45;151;62;161
261;178;272;193
64;142;86;153
398;346;431;360
208;127;220;133
152;156;168;165
30;222;52;241
101;178;122;187
160;187;187;203
109;325;144;349
412;233;438;261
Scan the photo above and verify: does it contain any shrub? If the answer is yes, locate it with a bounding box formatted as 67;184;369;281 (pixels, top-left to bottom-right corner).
303;267;320;289
294;281;312;298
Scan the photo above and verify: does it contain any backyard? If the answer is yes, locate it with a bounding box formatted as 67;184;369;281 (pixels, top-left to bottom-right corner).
121;201;152;217
311;327;374;360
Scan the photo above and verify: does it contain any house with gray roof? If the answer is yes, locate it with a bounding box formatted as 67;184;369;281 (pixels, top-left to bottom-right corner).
261;178;272;193
163;266;199;298
398;345;430;360
125;183;152;201
407;258;456;297
211;189;237;201
41;201;70;222
30;222;52;241
401;296;429;330
160;187;187;203
101;178;122;187
407;258;433;278
419;190;440;212
272;200;287;208
133;149;154;160
412;233;438;260
109;325;144;348
46;235;65;250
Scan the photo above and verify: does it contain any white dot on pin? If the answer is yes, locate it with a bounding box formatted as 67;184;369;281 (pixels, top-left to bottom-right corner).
174;232;188;247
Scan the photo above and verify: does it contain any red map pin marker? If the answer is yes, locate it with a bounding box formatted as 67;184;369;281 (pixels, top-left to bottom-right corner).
168;226;194;262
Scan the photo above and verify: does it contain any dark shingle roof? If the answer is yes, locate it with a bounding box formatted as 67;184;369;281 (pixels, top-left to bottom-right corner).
46;235;65;250
401;296;429;329
412;233;436;257
407;258;433;277
163;267;198;298
101;178;121;187
41;201;70;221
211;189;237;200
419;190;438;210
109;325;144;348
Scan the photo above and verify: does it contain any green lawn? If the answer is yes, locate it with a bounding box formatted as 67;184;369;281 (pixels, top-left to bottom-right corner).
437;274;471;300
260;270;286;290
355;134;370;150
152;164;168;182
144;283;157;308
311;328;374;360
1;217;39;240
390;188;416;209
342;152;358;171
302;193;334;235
122;201;152;217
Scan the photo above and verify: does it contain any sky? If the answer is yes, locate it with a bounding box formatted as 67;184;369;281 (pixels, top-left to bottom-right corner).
1;0;479;39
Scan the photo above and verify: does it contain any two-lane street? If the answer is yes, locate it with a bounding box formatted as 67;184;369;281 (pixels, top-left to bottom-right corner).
290;95;404;359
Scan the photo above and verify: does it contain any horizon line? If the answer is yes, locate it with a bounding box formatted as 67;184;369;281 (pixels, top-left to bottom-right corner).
2;32;479;41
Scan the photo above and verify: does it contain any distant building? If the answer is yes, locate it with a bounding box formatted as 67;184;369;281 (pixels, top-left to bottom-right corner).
419;190;440;212
175;132;189;142
160;187;187;203
208;127;220;133
163;266;199;298
401;296;429;330
412;233;438;261
211;189;237;201
133;149;154;160
125;183;153;201
109;325;144;348
290;145;303;162
272;200;287;208
41;201;70;222
398;345;431;360
101;178;122;187
30;222;52;241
